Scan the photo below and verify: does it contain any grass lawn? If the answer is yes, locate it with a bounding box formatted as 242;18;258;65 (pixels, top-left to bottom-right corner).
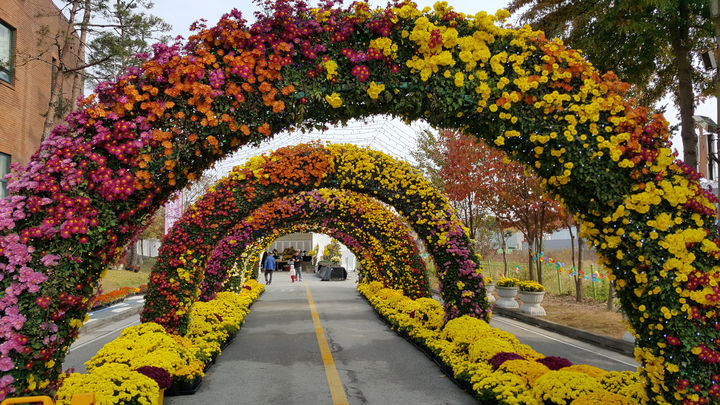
98;257;156;292
539;293;626;339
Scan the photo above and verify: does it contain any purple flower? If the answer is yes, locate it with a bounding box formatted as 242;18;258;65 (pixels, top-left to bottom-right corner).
135;366;173;389
0;357;14;371
40;254;61;267
489;352;525;370
536;356;573;370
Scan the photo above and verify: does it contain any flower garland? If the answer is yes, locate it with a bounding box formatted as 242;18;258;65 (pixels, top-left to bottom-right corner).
143;143;482;334
205;188;429;300
221;222;399;293
0;0;718;401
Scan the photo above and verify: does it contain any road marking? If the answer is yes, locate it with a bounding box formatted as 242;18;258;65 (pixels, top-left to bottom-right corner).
68;319;140;353
111;307;132;313
304;283;349;405
493;316;637;368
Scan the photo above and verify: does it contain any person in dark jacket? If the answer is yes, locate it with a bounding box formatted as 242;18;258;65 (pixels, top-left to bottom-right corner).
263;253;276;285
293;253;303;281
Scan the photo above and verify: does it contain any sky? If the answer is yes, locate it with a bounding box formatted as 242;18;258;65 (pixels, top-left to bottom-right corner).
89;0;720;171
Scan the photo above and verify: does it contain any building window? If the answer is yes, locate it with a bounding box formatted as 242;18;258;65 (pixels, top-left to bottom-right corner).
0;153;9;198
0;21;15;84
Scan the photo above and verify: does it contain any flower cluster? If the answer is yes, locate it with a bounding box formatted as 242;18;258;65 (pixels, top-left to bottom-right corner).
185;283;263;364
518;281;545;293
55;363;159;405
497;277;520;288
91;285;147;309
53;281;263;402
359;281;643;404
1;0;718;401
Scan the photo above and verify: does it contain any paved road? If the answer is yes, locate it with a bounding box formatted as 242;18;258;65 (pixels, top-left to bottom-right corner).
64;272;636;404
167;274;478;404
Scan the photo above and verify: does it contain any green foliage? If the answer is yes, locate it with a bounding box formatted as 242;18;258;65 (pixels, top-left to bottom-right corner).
83;0;172;87
507;0;715;167
139;207;164;240
507;0;714;106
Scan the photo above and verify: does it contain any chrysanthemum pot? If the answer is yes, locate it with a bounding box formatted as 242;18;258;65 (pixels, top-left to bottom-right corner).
485;283;496;304
495;286;519;309
518;291;546;316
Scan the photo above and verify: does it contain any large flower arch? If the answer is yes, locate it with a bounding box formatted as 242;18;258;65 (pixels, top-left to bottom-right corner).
1;0;719;401
204;188;430;299
143;143;476;333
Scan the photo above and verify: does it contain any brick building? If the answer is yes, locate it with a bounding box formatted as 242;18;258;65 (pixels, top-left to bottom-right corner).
0;0;82;196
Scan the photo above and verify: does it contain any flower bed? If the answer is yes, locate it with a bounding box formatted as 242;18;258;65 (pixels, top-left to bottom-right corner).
91;284;148;310
54;280;264;403
359;281;645;404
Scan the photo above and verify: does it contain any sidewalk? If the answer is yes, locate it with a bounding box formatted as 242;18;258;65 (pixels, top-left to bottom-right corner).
80;295;144;334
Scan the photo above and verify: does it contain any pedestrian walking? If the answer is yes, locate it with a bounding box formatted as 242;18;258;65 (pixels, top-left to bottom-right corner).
293;253;303;281
260;251;268;277
288;257;296;282
263;253;276;285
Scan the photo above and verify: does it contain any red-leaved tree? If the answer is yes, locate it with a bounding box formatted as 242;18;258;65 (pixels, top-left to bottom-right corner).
438;129;564;283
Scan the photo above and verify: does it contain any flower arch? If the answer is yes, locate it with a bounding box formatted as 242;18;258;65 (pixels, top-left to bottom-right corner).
1;0;719;401
204;188;430;299
143;143;476;333
221;222;406;293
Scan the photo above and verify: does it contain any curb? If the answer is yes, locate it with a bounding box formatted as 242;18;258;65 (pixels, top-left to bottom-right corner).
429;288;634;357
79;306;142;335
492;306;635;357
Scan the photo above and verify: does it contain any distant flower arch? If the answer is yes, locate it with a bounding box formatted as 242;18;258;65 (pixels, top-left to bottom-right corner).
143;143;477;333
204;189;429;298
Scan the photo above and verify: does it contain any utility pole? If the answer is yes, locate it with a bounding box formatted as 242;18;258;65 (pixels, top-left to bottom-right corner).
713;0;720;182
713;0;720;221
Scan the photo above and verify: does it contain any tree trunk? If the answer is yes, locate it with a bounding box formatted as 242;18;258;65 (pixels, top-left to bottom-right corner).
41;1;80;140
568;223;580;301
500;227;508;275
70;0;91;104
670;0;697;168
576;224;584;301
526;234;535;281
607;281;615;311
536;209;545;285
125;242;142;271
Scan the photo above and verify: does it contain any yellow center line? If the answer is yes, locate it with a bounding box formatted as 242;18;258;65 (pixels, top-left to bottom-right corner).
304;283;350;405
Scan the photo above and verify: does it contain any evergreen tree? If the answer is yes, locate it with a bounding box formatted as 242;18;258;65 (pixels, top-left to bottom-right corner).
507;0;716;168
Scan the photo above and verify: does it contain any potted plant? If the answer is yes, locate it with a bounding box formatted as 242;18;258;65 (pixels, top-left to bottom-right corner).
169;361;205;395
135;366;172;405
484;276;496;304
517;280;546;316
495;277;520;309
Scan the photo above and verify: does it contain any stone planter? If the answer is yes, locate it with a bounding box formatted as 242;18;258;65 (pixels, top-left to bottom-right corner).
485;283;496;304
495;286;519;309
621;313;635;343
518;291;546;316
